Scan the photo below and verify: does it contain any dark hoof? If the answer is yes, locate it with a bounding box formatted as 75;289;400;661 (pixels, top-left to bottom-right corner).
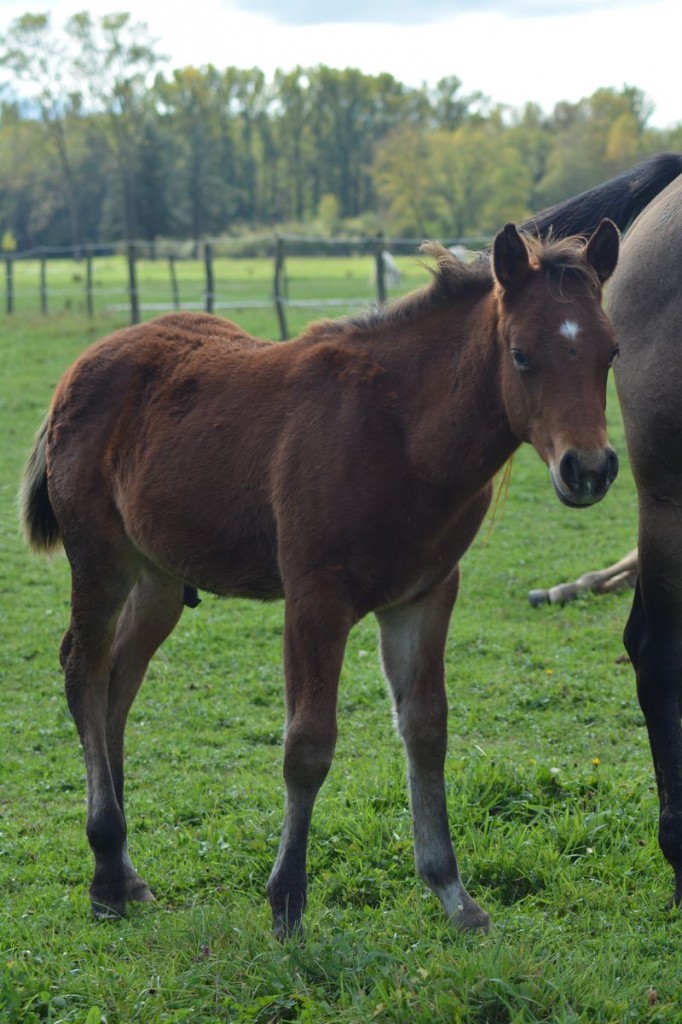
126;872;155;903
90;875;153;917
128;884;155;904
267;875;306;943
273;915;305;945
449;893;491;934
666;885;682;911
91;896;126;920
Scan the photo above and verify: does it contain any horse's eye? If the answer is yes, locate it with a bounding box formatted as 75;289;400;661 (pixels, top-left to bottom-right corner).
511;348;531;370
608;346;620;367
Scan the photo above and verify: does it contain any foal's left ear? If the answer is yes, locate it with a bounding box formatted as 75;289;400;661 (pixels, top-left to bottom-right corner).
584;218;620;284
492;223;530;292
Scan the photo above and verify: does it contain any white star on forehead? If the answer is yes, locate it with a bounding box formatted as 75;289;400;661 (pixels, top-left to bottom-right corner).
559;320;580;341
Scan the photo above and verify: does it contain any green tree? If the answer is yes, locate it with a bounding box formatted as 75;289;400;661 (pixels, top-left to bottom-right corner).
273;67;314;221
373;123;440;236
430;75;484;131
306;67;430;222
133;115;172;244
537;86;654;207
317;193;339;234
0;19;677;249
154;65;243;241
0;111;64;247
429;118;532;236
505;103;554;211
0;13;84;249
231;67;270;223
66;11;163;239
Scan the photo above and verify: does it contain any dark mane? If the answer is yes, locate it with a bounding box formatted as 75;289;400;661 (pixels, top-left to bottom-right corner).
320;244;493;336
316;232;601;339
521;152;682;238
522;232;604;296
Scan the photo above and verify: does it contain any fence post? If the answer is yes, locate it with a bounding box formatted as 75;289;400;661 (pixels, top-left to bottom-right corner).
40;254;48;315
374;234;386;305
5;256;13;315
86;249;94;319
204;242;214;313
169;255;180;310
127;243;139;324
273;235;288;341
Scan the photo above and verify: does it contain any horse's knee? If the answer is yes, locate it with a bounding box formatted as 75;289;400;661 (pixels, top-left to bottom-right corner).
283;718;336;792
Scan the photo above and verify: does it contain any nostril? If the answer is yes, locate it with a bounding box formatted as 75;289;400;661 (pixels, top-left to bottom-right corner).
607;448;619;484
559;451;580;492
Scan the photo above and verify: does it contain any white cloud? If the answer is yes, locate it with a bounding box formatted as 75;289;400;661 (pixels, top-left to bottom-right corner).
230;0;664;22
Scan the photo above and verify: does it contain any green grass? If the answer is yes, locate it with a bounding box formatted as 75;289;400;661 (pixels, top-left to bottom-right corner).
1;283;678;1023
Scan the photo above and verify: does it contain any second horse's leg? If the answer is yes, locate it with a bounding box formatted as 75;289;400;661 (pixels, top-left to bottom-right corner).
624;506;682;905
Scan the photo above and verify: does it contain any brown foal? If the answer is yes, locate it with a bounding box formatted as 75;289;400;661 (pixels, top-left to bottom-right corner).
21;219;620;936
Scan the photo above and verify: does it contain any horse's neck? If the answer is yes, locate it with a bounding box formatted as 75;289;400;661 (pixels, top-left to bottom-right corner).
386;302;519;492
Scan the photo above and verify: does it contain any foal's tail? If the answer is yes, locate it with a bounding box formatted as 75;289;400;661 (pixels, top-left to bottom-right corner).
522;152;682;239
19;416;61;554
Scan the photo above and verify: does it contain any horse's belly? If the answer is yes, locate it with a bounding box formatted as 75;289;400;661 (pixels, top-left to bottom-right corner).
121;486;283;600
185;538;284;601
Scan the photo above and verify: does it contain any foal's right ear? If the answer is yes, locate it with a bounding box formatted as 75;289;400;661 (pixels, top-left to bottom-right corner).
585;218;620;284
492;223;531;292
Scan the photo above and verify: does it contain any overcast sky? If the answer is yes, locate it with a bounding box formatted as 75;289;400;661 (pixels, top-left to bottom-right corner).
1;0;679;128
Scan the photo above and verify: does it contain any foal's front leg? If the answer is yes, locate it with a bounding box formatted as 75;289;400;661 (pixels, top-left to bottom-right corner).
266;587;353;939
376;571;490;932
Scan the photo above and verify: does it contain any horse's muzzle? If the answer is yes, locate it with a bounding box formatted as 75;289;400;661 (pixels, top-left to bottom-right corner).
550;447;619;508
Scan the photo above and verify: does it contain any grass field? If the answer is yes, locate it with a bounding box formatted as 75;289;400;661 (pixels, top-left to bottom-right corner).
1;261;679;1023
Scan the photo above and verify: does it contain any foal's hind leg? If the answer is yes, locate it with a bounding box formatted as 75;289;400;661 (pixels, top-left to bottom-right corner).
376;571;490;932
63;554;183;917
60;551;138;918
104;568;185;907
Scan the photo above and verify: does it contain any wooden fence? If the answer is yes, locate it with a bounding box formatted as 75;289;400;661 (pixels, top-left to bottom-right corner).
1;233;485;340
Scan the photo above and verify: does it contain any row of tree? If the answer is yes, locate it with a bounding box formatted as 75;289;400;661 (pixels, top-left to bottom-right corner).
1;11;680;252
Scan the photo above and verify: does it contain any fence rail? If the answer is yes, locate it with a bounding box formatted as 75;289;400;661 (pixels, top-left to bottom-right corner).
1;232;487;340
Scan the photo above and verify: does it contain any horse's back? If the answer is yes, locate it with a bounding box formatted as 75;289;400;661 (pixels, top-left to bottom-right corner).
54;311;272;403
610;176;682;339
50;313;272;415
129;311;271;351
